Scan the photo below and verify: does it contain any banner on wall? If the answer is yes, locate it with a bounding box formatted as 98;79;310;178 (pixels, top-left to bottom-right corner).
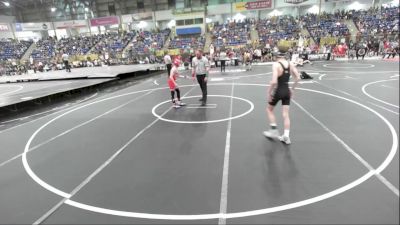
176;27;201;35
90;16;119;26
324;0;348;2
132;12;153;21
0;23;9;31
122;12;153;24
54;20;87;29
284;0;309;4
71;54;99;62
276;0;316;7
174;11;204;19
15;22;53;31
234;0;273;12
121;15;133;24
155;49;181;56
320;37;338;46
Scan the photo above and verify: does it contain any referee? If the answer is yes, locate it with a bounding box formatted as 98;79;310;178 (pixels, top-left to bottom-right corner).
62;52;71;72
192;49;210;106
164;52;172;77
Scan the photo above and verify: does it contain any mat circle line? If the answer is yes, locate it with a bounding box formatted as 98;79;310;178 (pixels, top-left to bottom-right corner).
322;63;375;69
361;79;399;109
0;85;24;96
152;95;254;124
22;83;398;220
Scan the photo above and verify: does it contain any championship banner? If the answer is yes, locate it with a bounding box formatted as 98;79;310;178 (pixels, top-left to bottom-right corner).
234;0;273;12
71;54;99;61
173;12;204;18
276;0;316;7
320;37;338;46
155;49;181;56
122;12;153;24
284;0;309;4
0;23;9;31
324;0;349;2
168;49;181;56
121;15;133;24
156;50;165;57
173;7;204;15
90;16;119;27
223;44;246;49
132;12;153;21
15;22;53;31
54;20;87;29
278;39;310;49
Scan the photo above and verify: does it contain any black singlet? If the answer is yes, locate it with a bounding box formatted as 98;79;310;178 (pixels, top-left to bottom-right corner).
269;61;291;106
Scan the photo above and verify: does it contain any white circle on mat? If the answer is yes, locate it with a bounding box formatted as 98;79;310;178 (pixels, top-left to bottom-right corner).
151;95;254;124
323;63;375;69
22;83;398;220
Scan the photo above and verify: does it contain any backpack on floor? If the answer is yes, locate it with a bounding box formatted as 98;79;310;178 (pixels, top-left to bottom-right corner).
300;71;313;79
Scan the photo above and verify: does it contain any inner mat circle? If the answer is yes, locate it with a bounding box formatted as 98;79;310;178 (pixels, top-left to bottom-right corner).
152;95;254;124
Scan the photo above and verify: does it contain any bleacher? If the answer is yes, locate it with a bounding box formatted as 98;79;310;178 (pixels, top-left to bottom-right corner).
352;7;399;37
169;36;205;49
302;13;349;43
0;39;32;61
130;29;170;54
257;16;301;45
5;6;397;65
31;37;57;61
92;32;136;56
211;21;250;47
57;36;96;55
31;35;103;61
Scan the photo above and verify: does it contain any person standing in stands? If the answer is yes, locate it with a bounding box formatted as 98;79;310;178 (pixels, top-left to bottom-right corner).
356;43;367;60
373;40;379;56
378;39;384;56
243;50;252;71
326;45;332;61
192;49;210;106
164;51;172;77
219;49;227;72
62;52;71;72
189;53;195;69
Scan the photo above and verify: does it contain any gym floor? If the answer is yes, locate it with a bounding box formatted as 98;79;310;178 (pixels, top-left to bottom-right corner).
0;60;398;224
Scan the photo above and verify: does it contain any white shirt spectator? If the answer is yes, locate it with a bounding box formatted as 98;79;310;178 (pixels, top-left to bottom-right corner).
255;49;262;57
164;54;172;64
192;56;210;75
210;45;215;56
62;53;69;61
291;53;299;63
306;47;311;54
219;52;228;60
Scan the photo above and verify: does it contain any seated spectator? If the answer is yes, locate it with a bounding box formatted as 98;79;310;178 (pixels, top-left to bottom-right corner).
211;20;250;47
169;35;205;49
0;39;33;61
